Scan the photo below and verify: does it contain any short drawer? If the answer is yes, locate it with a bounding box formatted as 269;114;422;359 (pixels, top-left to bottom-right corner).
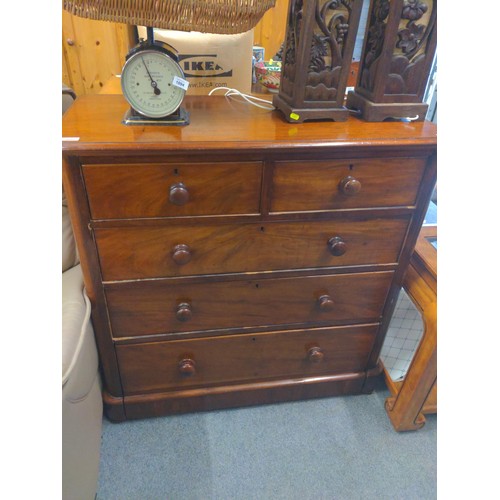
96;217;410;280
105;271;393;338
82;161;262;219
271;157;426;212
116;323;379;394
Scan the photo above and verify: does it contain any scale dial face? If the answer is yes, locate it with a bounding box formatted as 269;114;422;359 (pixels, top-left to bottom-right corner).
121;49;186;118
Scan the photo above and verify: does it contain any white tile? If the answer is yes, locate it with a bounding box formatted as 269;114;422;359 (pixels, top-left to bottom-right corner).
403;339;418;350
407;329;423;341
411;318;424;329
391;339;404;349
399;349;414;362
388;347;401;358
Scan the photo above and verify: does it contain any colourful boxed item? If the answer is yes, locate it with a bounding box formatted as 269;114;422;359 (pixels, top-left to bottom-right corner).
137;27;253;95
254;60;281;93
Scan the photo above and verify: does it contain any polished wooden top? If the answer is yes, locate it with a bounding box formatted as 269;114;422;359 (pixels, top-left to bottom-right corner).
62;94;437;155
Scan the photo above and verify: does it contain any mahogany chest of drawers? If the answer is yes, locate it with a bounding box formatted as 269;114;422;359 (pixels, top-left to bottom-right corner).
62;94;437;421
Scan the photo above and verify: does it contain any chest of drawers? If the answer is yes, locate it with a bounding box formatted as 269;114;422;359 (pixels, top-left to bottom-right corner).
62;94;436;421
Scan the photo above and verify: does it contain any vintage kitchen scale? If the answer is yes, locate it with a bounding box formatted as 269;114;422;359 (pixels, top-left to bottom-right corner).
120;27;190;126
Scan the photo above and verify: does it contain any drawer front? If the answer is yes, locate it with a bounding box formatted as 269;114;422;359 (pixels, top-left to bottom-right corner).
271;157;426;212
116;324;379;394
82;161;262;219
105;271;393;337
96;217;409;280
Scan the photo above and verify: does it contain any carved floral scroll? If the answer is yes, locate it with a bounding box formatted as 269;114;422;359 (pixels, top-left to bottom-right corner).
359;0;436;97
275;0;363;122
346;0;437;121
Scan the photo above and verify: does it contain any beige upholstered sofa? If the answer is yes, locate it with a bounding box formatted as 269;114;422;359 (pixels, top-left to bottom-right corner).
62;85;103;500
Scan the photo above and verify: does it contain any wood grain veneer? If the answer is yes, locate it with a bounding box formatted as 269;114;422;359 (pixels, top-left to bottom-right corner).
95;217;410;281
271;157;426;212
83;161;262;219
62;95;437;153
104;271;393;338
116;324;379;395
62;94;437;421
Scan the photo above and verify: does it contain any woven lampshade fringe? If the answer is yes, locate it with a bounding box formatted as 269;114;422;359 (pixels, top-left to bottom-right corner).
63;0;276;34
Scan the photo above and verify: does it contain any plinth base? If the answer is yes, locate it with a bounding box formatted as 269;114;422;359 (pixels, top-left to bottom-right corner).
273;94;349;123
122;107;190;126
346;92;428;122
102;369;381;421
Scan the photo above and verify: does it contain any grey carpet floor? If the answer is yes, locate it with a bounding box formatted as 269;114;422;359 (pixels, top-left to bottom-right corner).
97;378;436;500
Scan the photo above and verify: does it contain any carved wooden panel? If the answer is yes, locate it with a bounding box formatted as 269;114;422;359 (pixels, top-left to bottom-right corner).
346;0;437;121
274;0;364;122
360;0;436;99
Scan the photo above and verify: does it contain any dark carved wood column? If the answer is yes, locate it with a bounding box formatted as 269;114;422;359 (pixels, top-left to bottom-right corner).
346;0;437;121
273;0;363;123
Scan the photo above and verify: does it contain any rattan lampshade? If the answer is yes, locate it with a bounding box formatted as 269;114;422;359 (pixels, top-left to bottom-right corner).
63;0;276;34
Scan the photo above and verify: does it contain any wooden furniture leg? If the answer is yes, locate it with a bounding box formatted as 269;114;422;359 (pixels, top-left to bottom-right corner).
385;264;437;431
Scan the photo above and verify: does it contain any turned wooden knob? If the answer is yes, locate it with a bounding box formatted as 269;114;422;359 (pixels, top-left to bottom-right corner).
169;182;189;205
339;176;361;196
307;346;324;363
176;302;192;321
178;358;196;376
172;244;192;265
318;295;335;311
327;236;347;256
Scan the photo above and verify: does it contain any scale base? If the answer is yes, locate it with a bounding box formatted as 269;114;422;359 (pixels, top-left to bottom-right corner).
122;107;190;126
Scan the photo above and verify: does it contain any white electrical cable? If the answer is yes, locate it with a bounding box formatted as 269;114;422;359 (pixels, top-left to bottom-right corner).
209;87;420;121
208;87;275;110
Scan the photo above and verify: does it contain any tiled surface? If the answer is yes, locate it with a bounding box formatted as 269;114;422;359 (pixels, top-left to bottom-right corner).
381;289;424;381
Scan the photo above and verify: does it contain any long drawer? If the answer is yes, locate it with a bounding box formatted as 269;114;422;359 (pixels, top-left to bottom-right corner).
95;217;410;280
105;271;394;338
116;323;379;394
82;161;263;219
271;157;426;213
